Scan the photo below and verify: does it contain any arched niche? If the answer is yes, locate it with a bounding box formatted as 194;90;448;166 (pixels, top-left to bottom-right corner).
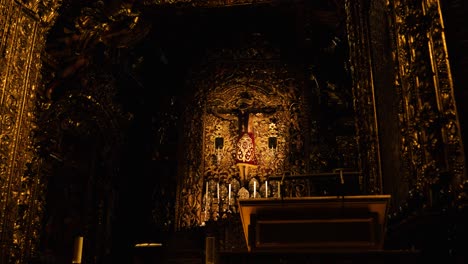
174;37;358;229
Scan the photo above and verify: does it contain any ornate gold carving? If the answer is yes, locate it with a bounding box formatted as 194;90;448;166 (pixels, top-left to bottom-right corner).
70;1;149;50
176;102;204;228
422;0;465;186
176;42;310;228
38;0;62;26
0;0;61;262
345;0;382;194
390;0;465;199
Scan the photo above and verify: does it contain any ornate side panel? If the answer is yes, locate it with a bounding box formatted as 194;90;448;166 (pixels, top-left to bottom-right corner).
176;96;204;229
0;0;61;263
345;0;383;194
0;1;13;58
390;0;465;201
422;0;465;185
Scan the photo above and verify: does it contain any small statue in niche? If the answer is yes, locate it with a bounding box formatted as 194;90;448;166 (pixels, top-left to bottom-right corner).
214;124;224;165
215;137;224;149
268;120;279;150
262;119;279;169
211;91;278;184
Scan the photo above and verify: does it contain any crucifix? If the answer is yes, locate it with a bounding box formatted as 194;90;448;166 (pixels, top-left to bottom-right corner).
211;92;278;183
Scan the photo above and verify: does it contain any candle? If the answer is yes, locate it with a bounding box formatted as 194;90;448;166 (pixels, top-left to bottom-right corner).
228;184;231;205
254;181;257;198
217;182;220;203
72;236;83;264
205;182;208;220
265;181;268;198
278;181;281;198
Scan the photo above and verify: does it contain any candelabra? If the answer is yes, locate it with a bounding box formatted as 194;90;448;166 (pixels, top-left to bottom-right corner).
201;177;281;224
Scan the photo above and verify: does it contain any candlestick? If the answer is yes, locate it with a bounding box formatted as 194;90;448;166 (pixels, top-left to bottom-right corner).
254;181;257;198
217;182;220;203
265;181;268;198
228;184;231;205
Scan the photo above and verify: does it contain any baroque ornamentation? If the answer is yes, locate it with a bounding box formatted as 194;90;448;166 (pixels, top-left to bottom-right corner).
176;42;311;229
390;0;465;202
34;1;148;261
2;0;146;262
0;0;62;262
345;0;383;194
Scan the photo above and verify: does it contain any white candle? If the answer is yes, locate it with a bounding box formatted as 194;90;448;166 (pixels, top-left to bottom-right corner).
205;182;208;220
265;181;268;198
72;236;83;264
228;184;231;205
278;181;281;198
217;182;220;203
254;181;256;198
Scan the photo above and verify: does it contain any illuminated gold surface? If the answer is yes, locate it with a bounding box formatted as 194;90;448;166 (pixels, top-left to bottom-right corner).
0;0;61;262
0;0;466;262
175;41;314;228
390;0;465;193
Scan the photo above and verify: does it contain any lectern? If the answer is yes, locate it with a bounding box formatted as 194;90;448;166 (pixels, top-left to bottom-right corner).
238;195;391;252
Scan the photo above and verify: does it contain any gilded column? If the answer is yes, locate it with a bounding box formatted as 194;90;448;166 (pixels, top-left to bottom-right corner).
345;0;383;194
422;0;466;185
0;0;60;262
390;0;465;200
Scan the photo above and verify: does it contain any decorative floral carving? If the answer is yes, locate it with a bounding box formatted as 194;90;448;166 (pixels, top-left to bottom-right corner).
0;1;60;261
391;0;465;203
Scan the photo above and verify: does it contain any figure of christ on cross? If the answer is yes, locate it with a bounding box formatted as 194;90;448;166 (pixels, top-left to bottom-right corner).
211;92;278;183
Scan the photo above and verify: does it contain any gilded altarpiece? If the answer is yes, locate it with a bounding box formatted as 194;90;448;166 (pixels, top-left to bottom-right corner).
175;2;381;231
1;0;465;261
176;46;310;229
0;0;61;262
